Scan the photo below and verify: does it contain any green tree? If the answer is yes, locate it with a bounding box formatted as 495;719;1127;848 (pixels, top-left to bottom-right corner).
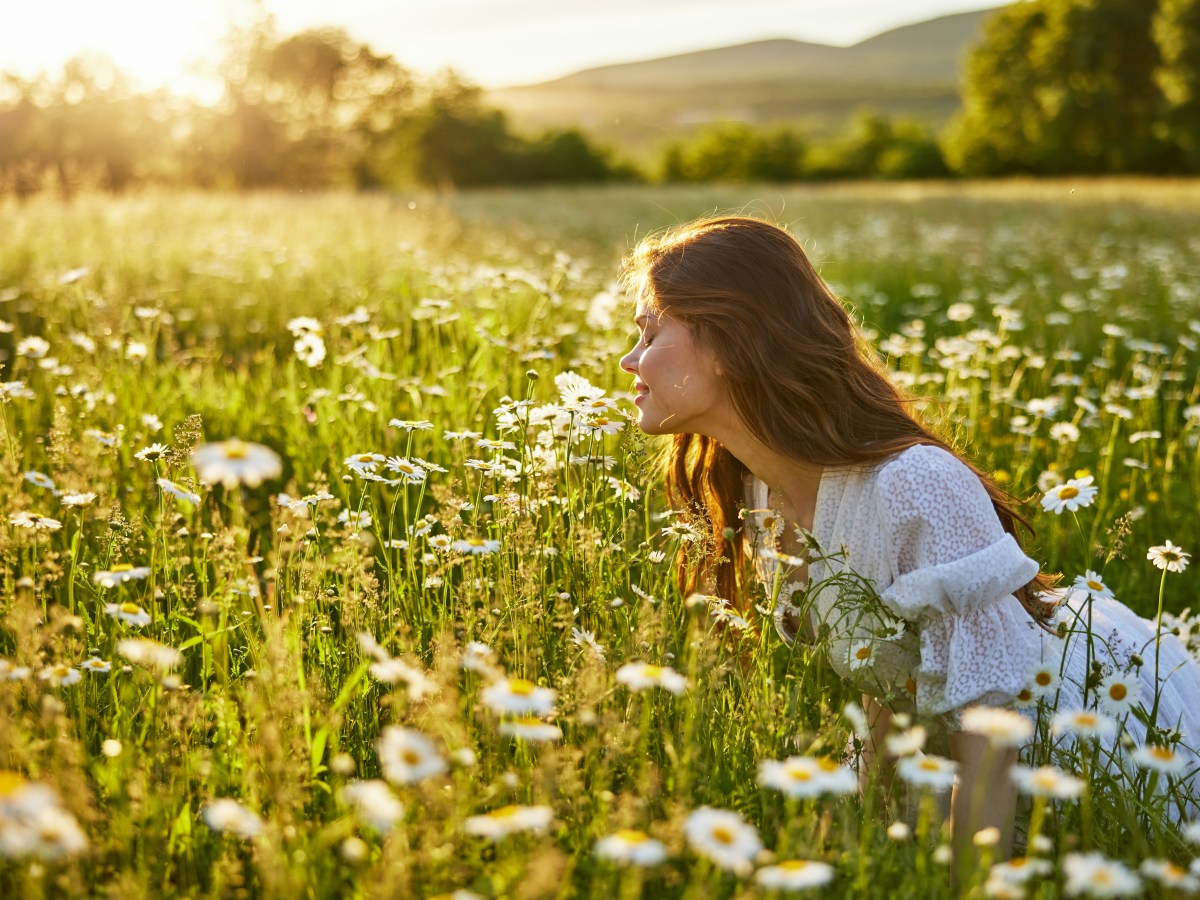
1155;0;1200;168
946;0;1170;175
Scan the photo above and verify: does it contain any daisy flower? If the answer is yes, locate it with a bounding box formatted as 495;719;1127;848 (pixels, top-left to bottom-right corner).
341;780;405;834
460;641;499;676
1132;744;1188;774
118;638;183;672
157;478;201;505
480;678;556;716
1062;852;1140;898
1025;661;1060;698
463;804;554;841
896;754;958;791
614;661;687;695
9;511;62;531
105;602;151;627
93;564;152;588
286;316;322;336
24;471;56;492
756;860;836;890
886;725;927;757
499;717;562;743
1072;571;1114;600
1139;859;1199;892
594;829;668;866
847;640;875;671
758;756;857;798
38;664;80;687
294;332;326;367
1051;709;1117;740
1009;765;1084;800
989;856;1053;884
60;492;97;508
344;452;386;474
80;657;111;674
134;443;169;463
683;806;762;875
203;799;264;839
1147;540;1190;573
1040;475;1097;514
570;627;606;661
192;439;281;489
376;727;447;785
383;457;427;483
1096;671;1138;717
961;706;1033;747
452;537;502;555
388;418;434;431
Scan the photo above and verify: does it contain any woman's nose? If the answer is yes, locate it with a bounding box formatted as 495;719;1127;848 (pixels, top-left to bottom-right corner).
619;345;639;374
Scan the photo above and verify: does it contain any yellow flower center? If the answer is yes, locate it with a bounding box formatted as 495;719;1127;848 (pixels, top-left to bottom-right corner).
1034;772;1057;789
402;750;422;765
1149;746;1174;761
1075;713;1097;726
467;538;487;547
905;678;917;695
855;646;871;660
817;758;840;773
1108;684;1127;701
121;602;142;614
1087;580;1104;592
397;463;415;474
508;678;535;696
111;563;133;572
615;829;648;844
490;805;520;819
711;826;735;845
1011;858;1029;869
779;861;812;871
788;767;813;782
0;770;26;797
1094;870;1113;886
1035;671;1052;687
357;454;375;462
641;665;664;679
223;440;249;460
919;759;942;772
1058;486;1079;500
1016;689;1033;702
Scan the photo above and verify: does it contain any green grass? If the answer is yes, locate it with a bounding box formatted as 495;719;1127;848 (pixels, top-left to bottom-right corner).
1;182;1199;898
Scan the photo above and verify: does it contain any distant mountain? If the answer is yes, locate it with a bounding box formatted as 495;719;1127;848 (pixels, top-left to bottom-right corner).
486;7;1001;161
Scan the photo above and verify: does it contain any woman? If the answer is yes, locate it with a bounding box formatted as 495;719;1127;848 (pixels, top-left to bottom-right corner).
617;215;1200;857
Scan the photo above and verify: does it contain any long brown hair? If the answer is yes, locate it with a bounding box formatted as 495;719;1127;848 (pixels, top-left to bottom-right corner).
622;216;1058;622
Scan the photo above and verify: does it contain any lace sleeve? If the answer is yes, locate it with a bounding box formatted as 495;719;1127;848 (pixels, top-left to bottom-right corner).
873;445;1042;715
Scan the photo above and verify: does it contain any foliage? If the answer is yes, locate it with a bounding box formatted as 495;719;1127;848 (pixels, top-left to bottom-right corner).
0;23;628;195
947;0;1195;175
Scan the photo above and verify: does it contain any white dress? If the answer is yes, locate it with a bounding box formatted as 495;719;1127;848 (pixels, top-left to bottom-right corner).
747;444;1200;783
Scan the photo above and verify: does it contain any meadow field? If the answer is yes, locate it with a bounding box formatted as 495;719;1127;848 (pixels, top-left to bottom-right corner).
2;181;1200;898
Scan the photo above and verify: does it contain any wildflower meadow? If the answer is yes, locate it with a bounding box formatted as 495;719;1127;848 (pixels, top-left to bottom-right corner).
2;182;1200;898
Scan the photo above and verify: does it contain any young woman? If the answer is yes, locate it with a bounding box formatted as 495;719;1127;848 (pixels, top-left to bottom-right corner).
617;215;1200;856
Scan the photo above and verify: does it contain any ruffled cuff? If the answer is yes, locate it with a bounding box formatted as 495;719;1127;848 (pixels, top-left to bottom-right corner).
878;533;1039;620
914;595;1042;714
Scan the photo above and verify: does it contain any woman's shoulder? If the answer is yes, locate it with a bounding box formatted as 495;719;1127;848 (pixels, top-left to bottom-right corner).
869;443;995;524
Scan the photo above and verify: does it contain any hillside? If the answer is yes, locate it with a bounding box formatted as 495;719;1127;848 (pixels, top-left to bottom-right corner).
486;7;1000;162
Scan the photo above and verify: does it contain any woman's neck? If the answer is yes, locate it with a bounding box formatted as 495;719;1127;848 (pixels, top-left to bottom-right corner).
710;422;824;531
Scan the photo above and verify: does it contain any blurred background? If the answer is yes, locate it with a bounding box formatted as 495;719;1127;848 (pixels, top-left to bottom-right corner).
1;0;1197;195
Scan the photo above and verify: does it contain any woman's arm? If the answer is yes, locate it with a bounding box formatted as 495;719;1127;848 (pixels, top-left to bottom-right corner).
948;730;1016;872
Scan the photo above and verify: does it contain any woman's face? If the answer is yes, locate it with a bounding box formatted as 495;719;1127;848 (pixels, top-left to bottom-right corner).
619;305;729;436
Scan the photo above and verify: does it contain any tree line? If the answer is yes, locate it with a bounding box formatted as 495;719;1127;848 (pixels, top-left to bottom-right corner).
2;0;1198;195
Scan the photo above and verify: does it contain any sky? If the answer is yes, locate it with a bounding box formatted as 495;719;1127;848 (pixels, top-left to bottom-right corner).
0;0;1000;96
